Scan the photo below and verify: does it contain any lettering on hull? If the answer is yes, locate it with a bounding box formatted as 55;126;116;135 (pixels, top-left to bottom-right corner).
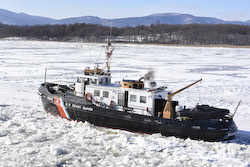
64;102;93;112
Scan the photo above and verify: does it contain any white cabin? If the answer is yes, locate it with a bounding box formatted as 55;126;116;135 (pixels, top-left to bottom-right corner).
74;42;170;117
74;67;168;116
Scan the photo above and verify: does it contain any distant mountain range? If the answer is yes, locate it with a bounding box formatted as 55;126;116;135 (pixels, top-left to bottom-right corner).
0;8;250;27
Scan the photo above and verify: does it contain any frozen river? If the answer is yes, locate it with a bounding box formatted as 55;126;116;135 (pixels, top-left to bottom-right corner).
0;40;249;166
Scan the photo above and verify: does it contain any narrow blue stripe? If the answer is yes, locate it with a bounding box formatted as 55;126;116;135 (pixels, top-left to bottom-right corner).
60;98;70;119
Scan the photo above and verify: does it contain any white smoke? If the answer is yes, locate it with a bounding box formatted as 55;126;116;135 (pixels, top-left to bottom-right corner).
144;69;155;80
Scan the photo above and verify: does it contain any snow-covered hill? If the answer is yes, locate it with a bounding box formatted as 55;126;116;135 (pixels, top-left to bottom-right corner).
0;40;249;166
0;8;55;25
0;8;250;27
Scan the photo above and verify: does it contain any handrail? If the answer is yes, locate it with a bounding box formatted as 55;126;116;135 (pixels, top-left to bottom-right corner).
53;80;75;86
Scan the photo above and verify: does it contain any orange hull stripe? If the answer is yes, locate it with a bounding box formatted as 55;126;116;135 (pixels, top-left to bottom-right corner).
54;97;68;118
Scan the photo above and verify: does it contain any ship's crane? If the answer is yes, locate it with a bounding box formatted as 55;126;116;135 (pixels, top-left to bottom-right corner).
163;79;202;119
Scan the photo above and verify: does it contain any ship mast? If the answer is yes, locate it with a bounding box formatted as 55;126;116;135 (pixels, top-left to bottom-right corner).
104;24;114;77
105;42;114;76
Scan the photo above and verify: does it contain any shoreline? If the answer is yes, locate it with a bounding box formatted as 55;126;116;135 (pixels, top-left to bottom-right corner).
1;38;250;49
149;43;250;48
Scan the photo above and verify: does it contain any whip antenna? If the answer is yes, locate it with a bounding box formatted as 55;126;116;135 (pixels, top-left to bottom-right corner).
44;68;47;83
232;100;241;117
109;22;112;42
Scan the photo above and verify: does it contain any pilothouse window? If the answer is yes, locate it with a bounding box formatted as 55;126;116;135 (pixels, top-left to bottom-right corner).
77;77;81;83
99;79;103;84
91;79;97;84
139;84;143;89
140;96;146;103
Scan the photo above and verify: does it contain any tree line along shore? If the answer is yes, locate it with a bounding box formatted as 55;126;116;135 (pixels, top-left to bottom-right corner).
0;23;250;46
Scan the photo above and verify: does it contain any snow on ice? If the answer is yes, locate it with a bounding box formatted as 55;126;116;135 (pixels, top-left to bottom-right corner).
0;40;249;166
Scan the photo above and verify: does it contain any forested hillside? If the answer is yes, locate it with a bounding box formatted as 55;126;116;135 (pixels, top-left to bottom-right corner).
0;23;249;45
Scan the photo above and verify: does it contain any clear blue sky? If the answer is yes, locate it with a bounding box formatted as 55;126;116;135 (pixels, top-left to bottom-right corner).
0;0;249;21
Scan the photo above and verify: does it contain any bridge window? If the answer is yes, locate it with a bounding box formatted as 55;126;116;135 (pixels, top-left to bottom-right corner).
138;84;143;89
77;77;81;83
91;79;97;84
99;79;103;84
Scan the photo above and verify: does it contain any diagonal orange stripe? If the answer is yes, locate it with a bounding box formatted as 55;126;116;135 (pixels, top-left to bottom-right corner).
54;96;67;118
